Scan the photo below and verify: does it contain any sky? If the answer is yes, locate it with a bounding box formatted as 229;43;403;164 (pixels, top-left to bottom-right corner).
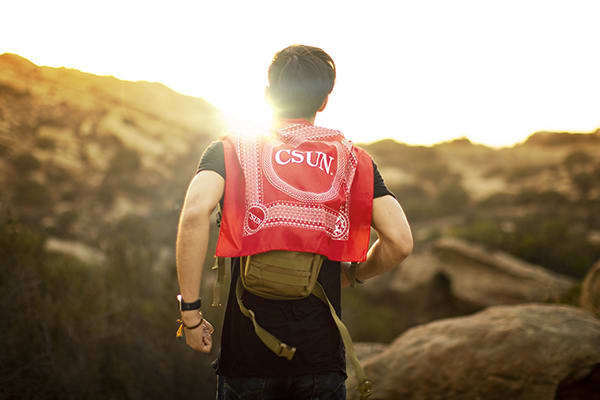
2;0;599;147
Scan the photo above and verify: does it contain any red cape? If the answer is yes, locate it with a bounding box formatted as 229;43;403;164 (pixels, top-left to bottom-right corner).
216;122;373;262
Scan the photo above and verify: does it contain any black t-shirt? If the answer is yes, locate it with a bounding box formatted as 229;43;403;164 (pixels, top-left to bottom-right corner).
196;140;394;378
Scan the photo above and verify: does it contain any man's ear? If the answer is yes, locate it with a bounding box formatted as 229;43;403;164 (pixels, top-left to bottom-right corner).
318;95;329;112
265;86;271;105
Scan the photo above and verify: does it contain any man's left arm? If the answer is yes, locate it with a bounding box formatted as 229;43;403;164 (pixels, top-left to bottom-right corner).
176;170;225;352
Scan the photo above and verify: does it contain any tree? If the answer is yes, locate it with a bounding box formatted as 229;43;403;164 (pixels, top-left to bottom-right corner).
563;151;593;174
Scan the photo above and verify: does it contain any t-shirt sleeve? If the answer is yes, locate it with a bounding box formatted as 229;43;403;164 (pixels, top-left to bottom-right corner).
196;140;226;179
373;159;395;199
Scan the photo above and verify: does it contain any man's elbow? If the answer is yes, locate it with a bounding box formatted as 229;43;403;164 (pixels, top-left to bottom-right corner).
179;203;213;228
390;230;413;263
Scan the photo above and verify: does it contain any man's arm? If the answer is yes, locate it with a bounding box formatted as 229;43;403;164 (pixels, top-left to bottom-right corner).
176;170;224;351
341;195;413;287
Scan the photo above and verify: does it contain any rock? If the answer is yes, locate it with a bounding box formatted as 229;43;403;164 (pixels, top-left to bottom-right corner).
361;252;482;333
580;260;600;317
433;237;576;306
346;304;600;400
360;238;576;338
45;237;106;265
353;342;388;362
347;342;388;379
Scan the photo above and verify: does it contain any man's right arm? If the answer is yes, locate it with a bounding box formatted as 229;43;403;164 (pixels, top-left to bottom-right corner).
342;195;413;287
176;170;224;351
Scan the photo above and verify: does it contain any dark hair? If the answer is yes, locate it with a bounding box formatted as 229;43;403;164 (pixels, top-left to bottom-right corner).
268;45;336;119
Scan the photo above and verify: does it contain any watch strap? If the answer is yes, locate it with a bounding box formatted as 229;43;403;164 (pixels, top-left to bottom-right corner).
178;295;202;311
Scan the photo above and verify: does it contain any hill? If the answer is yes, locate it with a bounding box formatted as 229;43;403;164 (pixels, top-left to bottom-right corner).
0;53;223;254
0;53;226;399
361;131;600;279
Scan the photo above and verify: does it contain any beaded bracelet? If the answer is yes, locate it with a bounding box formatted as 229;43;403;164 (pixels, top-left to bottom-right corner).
176;314;204;338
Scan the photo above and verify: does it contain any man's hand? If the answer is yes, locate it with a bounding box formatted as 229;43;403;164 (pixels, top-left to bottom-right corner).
185;320;214;353
181;310;214;352
340;262;354;288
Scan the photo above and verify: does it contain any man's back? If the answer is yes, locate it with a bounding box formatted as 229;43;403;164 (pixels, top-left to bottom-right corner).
196;133;398;374
175;44;413;399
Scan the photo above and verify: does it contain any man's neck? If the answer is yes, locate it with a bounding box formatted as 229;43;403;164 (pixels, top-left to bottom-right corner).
272;115;316;130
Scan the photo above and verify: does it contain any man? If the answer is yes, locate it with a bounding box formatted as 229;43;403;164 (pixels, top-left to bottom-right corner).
176;45;413;399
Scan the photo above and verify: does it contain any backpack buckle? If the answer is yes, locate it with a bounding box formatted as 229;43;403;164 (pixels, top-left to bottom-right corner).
277;343;296;361
358;380;373;399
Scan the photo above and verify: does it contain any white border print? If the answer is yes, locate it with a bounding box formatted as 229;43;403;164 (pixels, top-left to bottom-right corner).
236;124;357;241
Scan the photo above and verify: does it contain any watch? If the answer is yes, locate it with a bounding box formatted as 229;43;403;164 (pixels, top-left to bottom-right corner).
177;294;202;311
342;262;364;286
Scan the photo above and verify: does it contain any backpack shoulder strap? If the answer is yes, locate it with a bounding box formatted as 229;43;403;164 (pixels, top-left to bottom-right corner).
234;276;296;360
211;256;227;307
211;201;228;307
312;282;373;399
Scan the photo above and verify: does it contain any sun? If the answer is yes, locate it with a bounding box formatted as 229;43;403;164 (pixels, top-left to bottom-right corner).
220;107;273;137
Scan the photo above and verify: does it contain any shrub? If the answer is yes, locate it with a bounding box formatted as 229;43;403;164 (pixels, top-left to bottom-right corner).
342;289;404;343
483;165;505;178
55;210;79;234
0;142;9;156
571;172;595;200
10;153;40;173
435;181;470;214
452;218;504;248
454;215;599;279
392;183;427;199
391;183;434;221
109;148;142;174
515;189;569;207
506;164;547;183
0;219;220;400
11;179;51;208
46;164;72;185
479;192;517;207
563;151;593;172
35;136;56;150
101;147;147;197
417;163;457;183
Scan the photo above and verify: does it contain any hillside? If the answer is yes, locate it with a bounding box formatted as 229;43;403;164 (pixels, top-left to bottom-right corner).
0;53;223;255
361;131;600;279
364;130;600;202
0;54;227;400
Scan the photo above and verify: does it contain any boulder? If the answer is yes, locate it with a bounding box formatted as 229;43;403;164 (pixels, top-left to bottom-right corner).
348;342;388;379
45;237;106;265
353;342;388;362
361;238;576;336
347;304;600;400
360;251;481;333
432;237;576;306
580;260;600;317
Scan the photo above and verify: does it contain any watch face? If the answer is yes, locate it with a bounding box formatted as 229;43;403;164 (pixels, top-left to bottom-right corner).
177;294;183;311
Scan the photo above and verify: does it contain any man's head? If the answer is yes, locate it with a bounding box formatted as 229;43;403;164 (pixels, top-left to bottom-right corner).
267;45;336;120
